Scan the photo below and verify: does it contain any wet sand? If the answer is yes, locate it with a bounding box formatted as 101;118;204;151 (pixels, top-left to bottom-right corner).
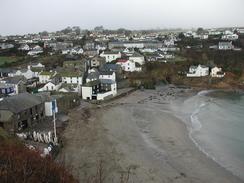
59;86;243;183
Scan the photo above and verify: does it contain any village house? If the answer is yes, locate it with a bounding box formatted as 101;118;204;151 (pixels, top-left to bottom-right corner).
95;44;107;52
187;65;209;77
10;66;36;80
83;41;96;50
0;93;46;132
0;68;13;78
129;52;145;65
44;41;73;51
221;34;239;41
1;76;27;94
218;42;233;50
88;55;106;68
110;46;126;53
27;45;43;56
29;63;45;77
211;67;225;78
122;48;135;56
39;71;57;84
0;83;15;96
100;64;123;79
116;59;142;72
81;80;100;100
100;51;122;63
140;48;157;53
0;43;14;50
58;84;80;93
159;47;180;52
86;68;100;83
60;70;83;85
109;41;162;49
99;71;116;81
62;47;84;55
83;49;99;57
81;79;117;101
30;62;45;68
18;44;30;51
63;60;84;70
38;76;62;92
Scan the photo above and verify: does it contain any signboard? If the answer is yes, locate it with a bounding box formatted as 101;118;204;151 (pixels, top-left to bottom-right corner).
52;99;58;113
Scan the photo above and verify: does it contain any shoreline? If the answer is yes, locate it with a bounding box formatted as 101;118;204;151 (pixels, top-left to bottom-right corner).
179;89;244;181
59;86;243;183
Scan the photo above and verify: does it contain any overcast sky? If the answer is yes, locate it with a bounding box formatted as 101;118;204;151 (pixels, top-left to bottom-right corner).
0;0;244;35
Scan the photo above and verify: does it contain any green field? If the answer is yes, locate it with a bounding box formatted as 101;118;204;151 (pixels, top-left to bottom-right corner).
0;56;18;66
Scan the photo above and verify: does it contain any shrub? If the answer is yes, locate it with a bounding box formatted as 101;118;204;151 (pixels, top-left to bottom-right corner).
0;141;78;183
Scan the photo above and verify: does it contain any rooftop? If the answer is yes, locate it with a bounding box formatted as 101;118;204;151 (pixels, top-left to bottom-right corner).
83;80;100;87
0;93;45;114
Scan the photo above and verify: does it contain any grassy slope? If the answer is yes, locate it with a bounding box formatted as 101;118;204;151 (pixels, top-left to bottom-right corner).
0;56;18;66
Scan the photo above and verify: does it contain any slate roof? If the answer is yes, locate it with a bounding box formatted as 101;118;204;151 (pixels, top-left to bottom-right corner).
100;64;121;72
130;52;143;57
0;68;13;73
100;79;116;84
219;41;232;46
99;71;114;75
0;93;45;114
102;51;120;55
87;71;100;80
83;80;100;87
3;76;27;84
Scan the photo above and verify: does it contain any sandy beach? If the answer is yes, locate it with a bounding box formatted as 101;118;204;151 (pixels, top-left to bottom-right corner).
58;86;243;183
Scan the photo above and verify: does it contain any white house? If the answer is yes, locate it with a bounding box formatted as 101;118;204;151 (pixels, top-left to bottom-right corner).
27;50;43;56
27;45;43;56
38;80;62;92
18;44;30;51
62;47;84;55
39;71;56;83
86;68;100;83
70;47;84;55
187;65;209;77
31;62;45;68
211;67;225;78
100;51;122;63
221;34;239;41
122;48;135;56
1;76;27;95
12;67;35;80
60;71;83;85
218;42;233;50
58;84;79;93
129;52;145;65
81;79;117;101
98;79;117;100
116;59;141;72
99;71;116;81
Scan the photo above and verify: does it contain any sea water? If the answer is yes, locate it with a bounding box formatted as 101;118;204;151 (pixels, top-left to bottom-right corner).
181;90;244;180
